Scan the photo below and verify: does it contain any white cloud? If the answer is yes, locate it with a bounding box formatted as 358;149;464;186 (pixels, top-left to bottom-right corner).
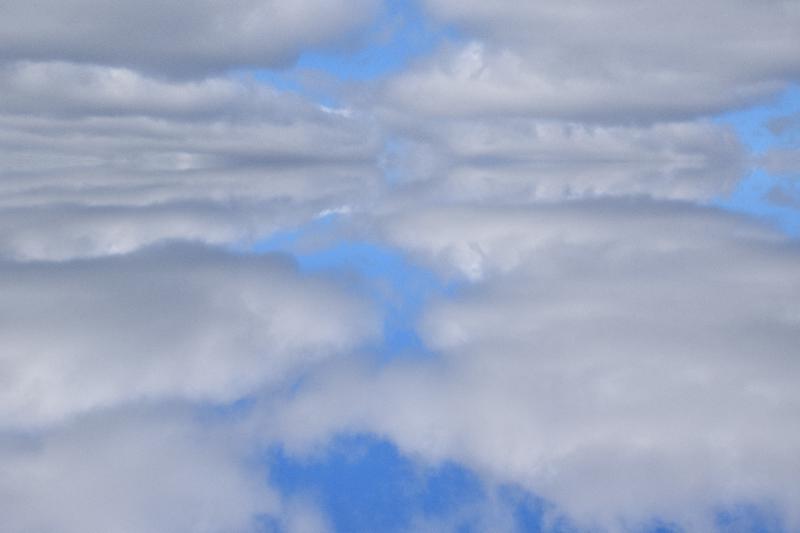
0;244;378;427
0;407;275;533
268;201;800;531
389;1;800;122
0;1;796;530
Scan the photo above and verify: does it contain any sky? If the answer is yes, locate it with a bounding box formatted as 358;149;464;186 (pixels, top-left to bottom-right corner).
0;1;799;532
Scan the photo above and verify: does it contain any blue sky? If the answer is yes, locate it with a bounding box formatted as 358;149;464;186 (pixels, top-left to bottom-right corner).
716;86;800;235
0;1;799;532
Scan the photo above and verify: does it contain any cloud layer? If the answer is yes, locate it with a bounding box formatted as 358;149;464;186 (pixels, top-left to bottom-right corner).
271;200;800;530
0;0;379;76
0;61;381;260
390;0;800;122
1;0;799;531
0;407;274;533
0;244;378;427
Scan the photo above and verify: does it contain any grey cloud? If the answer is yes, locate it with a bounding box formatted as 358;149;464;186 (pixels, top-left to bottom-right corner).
379;117;745;203
0;62;381;259
0;407;275;533
767;112;800;137
383;1;800;122
1;1;796;530
0;244;379;427
760;147;800;179
0;63;379;162
0;61;368;123
268;201;800;530
0;0;379;77
767;185;800;210
372;199;780;280
0;199;309;261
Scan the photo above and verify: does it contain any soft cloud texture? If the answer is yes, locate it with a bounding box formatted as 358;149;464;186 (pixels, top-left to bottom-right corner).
0;61;380;260
269;201;800;531
0;407;275;533
0;244;378;427
2;0;799;531
0;0;380;76
387;0;800;122
379;117;746;202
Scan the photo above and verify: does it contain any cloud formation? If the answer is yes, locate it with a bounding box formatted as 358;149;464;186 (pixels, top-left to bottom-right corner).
0;407;275;533
389;0;800;122
379;117;746;202
0;0;380;76
0;61;381;260
1;0;799;531
270;201;800;530
0;245;378;427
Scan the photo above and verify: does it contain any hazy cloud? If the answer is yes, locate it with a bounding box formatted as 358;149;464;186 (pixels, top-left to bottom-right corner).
0;0;380;77
0;407;275;533
379;117;745;202
2;0;797;531
0;61;381;260
0;244;378;427
386;0;800;122
269;201;800;530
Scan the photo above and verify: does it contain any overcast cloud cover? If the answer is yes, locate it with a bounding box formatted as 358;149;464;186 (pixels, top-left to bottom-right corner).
1;1;799;532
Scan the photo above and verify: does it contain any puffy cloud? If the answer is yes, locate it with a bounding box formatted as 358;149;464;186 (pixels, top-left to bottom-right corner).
385;1;800;122
268;201;800;530
0;244;378;427
0;0;380;77
0;407;275;533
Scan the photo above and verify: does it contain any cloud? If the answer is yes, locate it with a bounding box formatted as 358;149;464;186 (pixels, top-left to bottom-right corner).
379;117;745;202
1;1;796;531
0;244;378;427
280;497;334;533
0;407;275;533
761;147;800;179
0;0;380;77
385;1;800;122
0;61;381;260
268;200;800;530
767;184;800;210
371;199;781;280
369;1;777;203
